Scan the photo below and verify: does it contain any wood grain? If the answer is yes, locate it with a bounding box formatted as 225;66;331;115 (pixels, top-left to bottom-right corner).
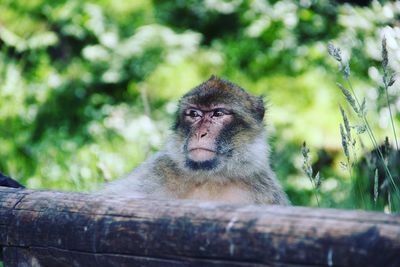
0;187;399;266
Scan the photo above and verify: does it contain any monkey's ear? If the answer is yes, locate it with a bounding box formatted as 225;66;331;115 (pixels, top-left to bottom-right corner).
252;96;265;123
208;74;218;81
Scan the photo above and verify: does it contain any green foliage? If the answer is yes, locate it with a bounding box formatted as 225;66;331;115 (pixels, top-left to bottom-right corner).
0;0;399;211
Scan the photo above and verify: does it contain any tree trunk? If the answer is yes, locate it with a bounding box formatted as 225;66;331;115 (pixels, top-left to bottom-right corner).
0;187;399;267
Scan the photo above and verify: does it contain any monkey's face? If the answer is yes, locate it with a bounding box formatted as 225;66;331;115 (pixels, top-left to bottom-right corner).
172;76;266;174
181;104;234;171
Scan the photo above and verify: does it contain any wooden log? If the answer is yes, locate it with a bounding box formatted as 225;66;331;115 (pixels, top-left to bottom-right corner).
0;187;399;267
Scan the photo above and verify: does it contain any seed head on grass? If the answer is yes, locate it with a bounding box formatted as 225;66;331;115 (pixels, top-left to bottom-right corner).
301;142;313;178
336;82;359;114
340;123;350;160
352;124;367;135
314;171;321;188
339;104;351;141
383;136;391;165
381;37;397;88
328;43;342;62
328;43;352;79
374;169;379;204
359;97;367;117
387;75;396;87
382;37;388;70
381;37;399;152
301;142;322;206
343;62;350;79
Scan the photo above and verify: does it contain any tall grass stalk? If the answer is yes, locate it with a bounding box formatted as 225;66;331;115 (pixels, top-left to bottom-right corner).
339;104;366;206
381;37;399;151
301;142;321;206
374;169;379;206
328;43;400;198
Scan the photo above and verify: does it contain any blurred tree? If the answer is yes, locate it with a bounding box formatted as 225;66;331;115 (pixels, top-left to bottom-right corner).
0;0;398;211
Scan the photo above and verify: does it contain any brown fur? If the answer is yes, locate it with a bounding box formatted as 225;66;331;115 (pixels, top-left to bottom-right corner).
98;76;289;205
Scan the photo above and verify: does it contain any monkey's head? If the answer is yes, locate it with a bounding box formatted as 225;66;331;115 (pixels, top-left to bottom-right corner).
168;76;268;179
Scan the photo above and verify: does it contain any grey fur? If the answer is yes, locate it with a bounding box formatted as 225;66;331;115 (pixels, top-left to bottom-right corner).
98;78;289;205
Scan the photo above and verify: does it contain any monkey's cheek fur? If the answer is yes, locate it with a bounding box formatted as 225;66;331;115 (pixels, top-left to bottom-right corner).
188;149;216;162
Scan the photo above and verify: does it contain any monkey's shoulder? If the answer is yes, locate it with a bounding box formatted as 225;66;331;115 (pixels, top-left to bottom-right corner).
124;152;184;195
97;152;169;197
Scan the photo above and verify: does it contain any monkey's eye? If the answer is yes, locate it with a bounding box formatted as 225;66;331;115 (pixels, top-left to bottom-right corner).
211;109;226;118
186;109;202;118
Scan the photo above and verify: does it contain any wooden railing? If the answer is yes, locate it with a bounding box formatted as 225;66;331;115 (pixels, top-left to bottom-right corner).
0;187;399;267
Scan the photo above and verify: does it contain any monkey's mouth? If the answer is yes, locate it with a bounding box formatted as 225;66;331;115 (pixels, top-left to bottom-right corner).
188;148;216;162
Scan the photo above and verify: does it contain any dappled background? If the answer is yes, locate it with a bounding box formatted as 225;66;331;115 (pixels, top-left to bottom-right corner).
0;0;399;210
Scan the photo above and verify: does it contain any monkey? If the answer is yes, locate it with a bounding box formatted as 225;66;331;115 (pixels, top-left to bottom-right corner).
98;76;289;205
0;172;24;188
0;76;289;205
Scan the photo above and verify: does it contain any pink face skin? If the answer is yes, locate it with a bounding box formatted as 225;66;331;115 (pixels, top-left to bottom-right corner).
183;104;234;162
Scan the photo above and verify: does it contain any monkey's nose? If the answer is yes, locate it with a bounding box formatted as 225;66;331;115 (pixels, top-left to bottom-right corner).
195;131;208;140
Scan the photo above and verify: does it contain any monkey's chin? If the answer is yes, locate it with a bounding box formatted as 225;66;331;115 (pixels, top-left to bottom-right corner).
185;158;219;171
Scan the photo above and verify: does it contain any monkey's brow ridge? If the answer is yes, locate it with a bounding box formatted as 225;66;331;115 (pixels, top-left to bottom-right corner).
186;107;233;114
